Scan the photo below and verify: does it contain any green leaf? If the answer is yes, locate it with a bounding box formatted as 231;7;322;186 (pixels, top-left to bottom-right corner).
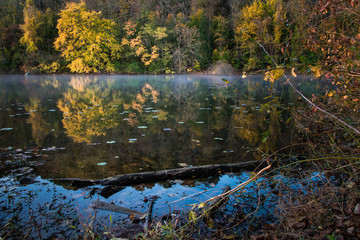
189;211;197;221
207;219;214;228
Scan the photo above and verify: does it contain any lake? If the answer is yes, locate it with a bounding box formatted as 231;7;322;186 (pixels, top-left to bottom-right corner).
0;74;321;180
0;74;325;239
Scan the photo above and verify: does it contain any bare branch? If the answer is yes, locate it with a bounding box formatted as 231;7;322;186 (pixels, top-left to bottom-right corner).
256;40;360;135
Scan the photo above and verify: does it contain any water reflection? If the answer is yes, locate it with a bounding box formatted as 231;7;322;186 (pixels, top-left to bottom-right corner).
0;74;323;179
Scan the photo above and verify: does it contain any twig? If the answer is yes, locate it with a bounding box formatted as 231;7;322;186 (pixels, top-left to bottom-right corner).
208;185;231;215
199;164;271;206
256;40;360;135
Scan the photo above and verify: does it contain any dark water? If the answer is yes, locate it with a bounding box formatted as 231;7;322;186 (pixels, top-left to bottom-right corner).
0;74;326;239
0;74;322;180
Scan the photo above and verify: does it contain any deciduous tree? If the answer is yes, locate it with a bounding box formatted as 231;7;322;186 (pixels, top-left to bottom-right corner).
54;2;121;73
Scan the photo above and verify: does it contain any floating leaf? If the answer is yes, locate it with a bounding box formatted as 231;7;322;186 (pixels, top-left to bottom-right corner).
1;128;13;131
178;163;188;167
223;150;234;153
198;203;205;209
291;67;297;77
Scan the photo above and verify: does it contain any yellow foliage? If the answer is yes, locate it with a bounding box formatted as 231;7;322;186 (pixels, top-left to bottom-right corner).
264;67;285;82
235;0;265;43
54;2;120;73
310;65;323;78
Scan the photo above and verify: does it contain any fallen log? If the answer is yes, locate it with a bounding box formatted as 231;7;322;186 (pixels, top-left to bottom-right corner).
53;160;273;188
101;160;268;187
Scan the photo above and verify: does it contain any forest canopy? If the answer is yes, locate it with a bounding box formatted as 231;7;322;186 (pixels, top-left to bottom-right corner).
0;0;359;76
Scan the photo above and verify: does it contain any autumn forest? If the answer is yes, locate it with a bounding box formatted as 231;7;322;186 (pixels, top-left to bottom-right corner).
1;0;358;75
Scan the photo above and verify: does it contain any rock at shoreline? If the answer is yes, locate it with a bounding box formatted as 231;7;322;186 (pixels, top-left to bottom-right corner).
208;62;235;75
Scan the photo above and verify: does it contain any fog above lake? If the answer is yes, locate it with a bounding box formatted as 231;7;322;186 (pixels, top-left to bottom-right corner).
0;74;322;180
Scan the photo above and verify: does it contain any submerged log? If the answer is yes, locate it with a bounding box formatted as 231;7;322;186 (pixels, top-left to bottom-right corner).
145;197;158;228
91;200;146;219
101;160;267;187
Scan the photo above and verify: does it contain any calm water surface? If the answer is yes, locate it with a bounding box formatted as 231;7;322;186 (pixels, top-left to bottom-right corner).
0;74;326;238
0;74;321;180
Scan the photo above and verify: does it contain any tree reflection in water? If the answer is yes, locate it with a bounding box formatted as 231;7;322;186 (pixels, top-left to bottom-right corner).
0;75;322;180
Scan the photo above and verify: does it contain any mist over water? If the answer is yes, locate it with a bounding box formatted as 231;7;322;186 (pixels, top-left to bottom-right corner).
0;74;322;179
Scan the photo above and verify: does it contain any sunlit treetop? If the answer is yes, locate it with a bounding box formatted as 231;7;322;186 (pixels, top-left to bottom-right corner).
54;2;121;73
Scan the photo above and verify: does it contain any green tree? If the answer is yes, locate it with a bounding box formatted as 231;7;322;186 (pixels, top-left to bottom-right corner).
211;15;232;62
0;25;23;72
235;0;286;70
54;2;121;73
173;13;202;72
190;9;212;69
138;11;172;73
19;0;60;73
20;0;56;53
